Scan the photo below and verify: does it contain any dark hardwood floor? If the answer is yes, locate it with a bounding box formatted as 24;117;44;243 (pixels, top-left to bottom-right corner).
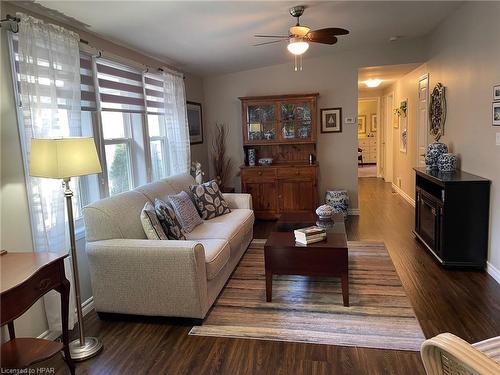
39;178;500;374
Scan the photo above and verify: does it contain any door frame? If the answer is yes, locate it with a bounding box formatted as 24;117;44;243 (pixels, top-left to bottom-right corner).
383;92;394;183
358;97;381;175
416;73;430;167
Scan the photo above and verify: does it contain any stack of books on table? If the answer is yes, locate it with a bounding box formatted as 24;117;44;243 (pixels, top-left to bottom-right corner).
294;226;327;245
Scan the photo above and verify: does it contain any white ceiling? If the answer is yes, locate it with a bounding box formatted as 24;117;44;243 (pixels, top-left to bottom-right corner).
358;63;422;91
35;1;462;76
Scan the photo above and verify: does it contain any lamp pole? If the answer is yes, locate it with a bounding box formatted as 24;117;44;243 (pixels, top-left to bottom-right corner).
64;177;103;360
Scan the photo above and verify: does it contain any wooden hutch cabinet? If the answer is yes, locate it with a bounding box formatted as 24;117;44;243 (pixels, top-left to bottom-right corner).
239;93;319;220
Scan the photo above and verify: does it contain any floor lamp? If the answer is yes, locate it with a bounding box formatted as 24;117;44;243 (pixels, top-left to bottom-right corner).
29;137;103;361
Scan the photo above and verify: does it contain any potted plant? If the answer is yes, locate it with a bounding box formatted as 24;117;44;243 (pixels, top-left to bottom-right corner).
211;123;232;191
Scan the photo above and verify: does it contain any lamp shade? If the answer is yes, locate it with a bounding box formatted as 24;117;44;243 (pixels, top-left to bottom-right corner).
29;137;102;179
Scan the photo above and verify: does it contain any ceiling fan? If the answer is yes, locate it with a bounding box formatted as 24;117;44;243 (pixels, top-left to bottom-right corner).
254;5;349;70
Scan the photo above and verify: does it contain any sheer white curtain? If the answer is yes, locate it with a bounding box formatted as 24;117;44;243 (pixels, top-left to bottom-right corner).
14;13;81;332
162;72;190;174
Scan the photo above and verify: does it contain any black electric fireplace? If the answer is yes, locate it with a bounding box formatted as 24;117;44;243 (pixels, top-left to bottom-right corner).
413;167;490;269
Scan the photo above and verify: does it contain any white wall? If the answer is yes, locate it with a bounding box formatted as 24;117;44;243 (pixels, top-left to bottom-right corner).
384;2;500;274
203;40;427;209
426;2;500;272
385;63;428;198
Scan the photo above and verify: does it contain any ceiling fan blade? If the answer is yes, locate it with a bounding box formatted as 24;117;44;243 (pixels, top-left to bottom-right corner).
253;40;284;46
254;34;289;39
307;34;338;45
311;27;350;36
306;28;349;44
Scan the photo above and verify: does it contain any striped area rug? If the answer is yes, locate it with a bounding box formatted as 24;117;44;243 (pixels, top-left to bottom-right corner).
190;239;426;351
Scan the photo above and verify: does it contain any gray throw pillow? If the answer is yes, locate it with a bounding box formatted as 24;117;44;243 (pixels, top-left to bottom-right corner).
154;198;186;240
168;191;203;233
140;202;168;240
190;180;231;220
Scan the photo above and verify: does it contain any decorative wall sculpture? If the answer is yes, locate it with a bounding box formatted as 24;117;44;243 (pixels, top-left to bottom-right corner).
429;83;446;141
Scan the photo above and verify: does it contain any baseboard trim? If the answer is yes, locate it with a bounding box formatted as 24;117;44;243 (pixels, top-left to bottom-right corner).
36;297;95;340
392;183;415;207
348;208;360;215
486;262;500;285
37;329;60;341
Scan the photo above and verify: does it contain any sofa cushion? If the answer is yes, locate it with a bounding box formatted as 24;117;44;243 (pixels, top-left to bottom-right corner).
185;209;254;254
140;202;168;240
155;199;186;240
190;180;231;220
168;191;203;233
83;190;149;241
199;239;230;280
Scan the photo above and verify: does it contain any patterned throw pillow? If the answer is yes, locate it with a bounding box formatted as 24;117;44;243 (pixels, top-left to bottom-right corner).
154;198;186;240
140;202;168;240
190;180;231;220
167;191;203;233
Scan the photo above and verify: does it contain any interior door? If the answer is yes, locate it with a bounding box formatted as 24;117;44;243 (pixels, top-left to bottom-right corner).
417;74;429;167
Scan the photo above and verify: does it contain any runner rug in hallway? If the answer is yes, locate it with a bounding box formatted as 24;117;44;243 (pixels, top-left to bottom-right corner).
190;239;426;351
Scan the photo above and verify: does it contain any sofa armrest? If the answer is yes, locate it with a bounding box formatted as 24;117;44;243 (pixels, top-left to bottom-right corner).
86;239;209;318
223;193;253;210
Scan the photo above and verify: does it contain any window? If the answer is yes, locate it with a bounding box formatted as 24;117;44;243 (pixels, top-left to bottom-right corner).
144;73;170;180
95;59;149;195
148;114;169;180
101;111;134;195
11;37;189;206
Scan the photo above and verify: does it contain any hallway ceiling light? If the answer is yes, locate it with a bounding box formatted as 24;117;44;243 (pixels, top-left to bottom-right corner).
365;79;383;88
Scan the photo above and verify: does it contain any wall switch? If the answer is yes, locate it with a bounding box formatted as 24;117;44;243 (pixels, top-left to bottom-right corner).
345;117;356;124
496;133;500;146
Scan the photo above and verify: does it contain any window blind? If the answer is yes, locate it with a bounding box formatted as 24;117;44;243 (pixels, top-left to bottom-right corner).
96;58;145;113
143;73;166;114
80;53;96;111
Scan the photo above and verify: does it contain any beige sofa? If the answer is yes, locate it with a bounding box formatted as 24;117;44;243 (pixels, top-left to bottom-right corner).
83;173;254;319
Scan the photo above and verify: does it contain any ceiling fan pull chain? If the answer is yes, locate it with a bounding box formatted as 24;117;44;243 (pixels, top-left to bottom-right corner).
294;55;298;72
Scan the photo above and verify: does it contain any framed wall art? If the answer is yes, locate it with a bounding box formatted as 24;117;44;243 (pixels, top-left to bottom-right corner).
370;114;377;132
493;102;500;126
187;101;203;144
320;107;342;133
493;85;500;101
357;115;366;134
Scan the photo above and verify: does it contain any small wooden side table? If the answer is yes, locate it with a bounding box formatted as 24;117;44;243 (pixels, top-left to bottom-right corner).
1;251;75;374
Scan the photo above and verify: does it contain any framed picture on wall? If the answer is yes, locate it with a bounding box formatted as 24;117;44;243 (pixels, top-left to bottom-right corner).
187;101;203;144
358;115;366;134
370;114;377;132
320;107;342;133
493;85;500;101
493;102;500;126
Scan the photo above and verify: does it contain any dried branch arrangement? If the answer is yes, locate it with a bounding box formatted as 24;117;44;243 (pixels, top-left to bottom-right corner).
211;123;232;190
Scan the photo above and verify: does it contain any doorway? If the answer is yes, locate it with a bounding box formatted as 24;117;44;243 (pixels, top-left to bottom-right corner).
416;74;429;168
357;98;379;178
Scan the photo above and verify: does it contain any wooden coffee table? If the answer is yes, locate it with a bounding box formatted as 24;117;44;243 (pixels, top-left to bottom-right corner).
264;212;349;306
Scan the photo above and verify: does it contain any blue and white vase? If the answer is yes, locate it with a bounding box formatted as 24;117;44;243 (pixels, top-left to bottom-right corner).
437;153;457;172
315;204;334;220
325;190;349;217
425;142;448;170
247;148;256;166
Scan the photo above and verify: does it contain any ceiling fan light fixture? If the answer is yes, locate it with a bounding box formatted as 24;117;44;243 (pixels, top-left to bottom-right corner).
287;38;309;55
365;79;383;88
289;25;310;37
